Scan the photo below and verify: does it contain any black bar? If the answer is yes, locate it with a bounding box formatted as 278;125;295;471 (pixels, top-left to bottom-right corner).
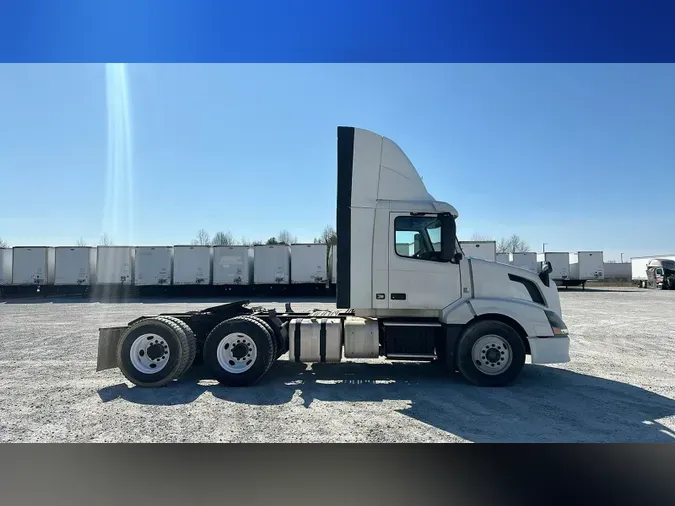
294;319;302;362
319;320;327;362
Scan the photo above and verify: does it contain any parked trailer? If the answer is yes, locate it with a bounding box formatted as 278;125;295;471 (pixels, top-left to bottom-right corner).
134;247;173;287
173;246;212;285
96;126;570;390
96;246;134;285
54;247;97;295
631;254;675;289
537;252;571;287
12;247;55;287
496;253;510;264
330;244;337;284
569;251;604;289
0;248;12;286
512;252;537;273
213;246;253;288
460;241;497;262
254;245;290;288
603;262;630;279
290;244;329;293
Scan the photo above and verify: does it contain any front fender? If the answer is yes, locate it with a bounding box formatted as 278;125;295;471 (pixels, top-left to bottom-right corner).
442;297;553;338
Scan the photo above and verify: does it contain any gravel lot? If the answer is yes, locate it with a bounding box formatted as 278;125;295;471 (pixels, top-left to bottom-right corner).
0;288;674;443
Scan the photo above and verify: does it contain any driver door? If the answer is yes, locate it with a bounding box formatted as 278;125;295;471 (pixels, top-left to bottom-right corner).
387;212;461;310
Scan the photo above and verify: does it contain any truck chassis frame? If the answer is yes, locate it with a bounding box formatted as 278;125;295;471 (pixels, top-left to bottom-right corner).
96;300;486;388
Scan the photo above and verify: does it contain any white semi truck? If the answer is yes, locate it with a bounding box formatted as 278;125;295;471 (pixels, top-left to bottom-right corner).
95;127;570;388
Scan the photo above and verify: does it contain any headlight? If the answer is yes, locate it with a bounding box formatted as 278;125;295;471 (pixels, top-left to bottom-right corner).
545;310;569;336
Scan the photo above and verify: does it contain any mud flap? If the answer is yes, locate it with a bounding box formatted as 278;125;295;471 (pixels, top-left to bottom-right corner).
96;327;127;371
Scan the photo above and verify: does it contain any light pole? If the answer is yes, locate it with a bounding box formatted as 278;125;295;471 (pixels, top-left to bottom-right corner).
621;253;624;263
542;243;547;253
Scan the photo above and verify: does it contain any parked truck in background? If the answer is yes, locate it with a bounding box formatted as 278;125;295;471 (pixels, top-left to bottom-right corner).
95;126;570;389
631;255;675;289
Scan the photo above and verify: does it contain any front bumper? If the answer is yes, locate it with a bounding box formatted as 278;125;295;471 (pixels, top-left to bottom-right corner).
527;336;570;364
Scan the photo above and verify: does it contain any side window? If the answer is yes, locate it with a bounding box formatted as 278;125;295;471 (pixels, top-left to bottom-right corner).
394;215;442;261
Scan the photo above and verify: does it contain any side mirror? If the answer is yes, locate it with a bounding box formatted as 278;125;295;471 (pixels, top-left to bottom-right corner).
539;261;552;287
439;213;459;262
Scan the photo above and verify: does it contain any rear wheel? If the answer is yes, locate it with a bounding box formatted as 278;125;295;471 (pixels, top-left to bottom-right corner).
156;316;197;378
116;318;191;387
456;320;526;387
236;316;277;373
203;316;275;387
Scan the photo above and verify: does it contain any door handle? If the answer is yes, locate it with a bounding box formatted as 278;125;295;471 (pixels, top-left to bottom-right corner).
391;293;407;300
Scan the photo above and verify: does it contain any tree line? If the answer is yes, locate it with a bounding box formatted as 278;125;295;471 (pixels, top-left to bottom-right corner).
470;233;531;254
0;228;526;252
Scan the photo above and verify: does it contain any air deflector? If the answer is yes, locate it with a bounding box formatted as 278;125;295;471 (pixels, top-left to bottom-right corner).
336;126;354;309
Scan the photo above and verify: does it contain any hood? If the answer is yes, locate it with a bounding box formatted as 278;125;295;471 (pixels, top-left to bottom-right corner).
470;258;563;317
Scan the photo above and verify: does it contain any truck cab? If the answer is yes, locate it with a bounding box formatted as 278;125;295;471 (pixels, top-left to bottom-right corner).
96;126;570;389
646;259;675;290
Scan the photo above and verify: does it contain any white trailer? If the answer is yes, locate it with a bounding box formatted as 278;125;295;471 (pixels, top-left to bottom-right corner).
512;252;538;273
496;253;510;264
173;245;212;285
213;246;253;285
569;251;604;283
253;245;291;284
54;247;97;285
290;244;328;284
0;248;12;286
460;241;497;262
96;247;134;285
603;262;630;279
12;247;55;285
330;244;337;284
134;247;173;286
537;252;570;284
97;126;570;390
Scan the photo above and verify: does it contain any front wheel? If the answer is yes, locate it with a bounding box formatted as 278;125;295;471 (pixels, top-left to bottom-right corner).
455;320;526;387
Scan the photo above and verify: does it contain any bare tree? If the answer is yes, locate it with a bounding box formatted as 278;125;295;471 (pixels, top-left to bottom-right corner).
76;237;87;246
100;233;114;246
497;234;530;254
0;238;7;248
241;237;264;247
212;231;235;246
277;229;297;245
314;225;337;246
191;229;211;246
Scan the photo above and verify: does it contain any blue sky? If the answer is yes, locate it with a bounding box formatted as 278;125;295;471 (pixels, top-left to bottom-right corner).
0;64;673;261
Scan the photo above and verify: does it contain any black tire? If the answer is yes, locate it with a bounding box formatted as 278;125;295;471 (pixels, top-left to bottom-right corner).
156;316;197;378
236;316;277;373
455;320;526;387
203;316;275;387
116;317;191;388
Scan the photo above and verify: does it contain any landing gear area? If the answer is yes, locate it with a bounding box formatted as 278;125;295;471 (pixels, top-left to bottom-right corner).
98;301;531;389
556;279;588;290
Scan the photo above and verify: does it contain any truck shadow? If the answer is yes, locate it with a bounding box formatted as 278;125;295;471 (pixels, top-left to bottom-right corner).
97;362;675;443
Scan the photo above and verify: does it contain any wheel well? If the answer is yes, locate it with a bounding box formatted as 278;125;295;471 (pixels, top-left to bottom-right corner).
468;313;531;355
